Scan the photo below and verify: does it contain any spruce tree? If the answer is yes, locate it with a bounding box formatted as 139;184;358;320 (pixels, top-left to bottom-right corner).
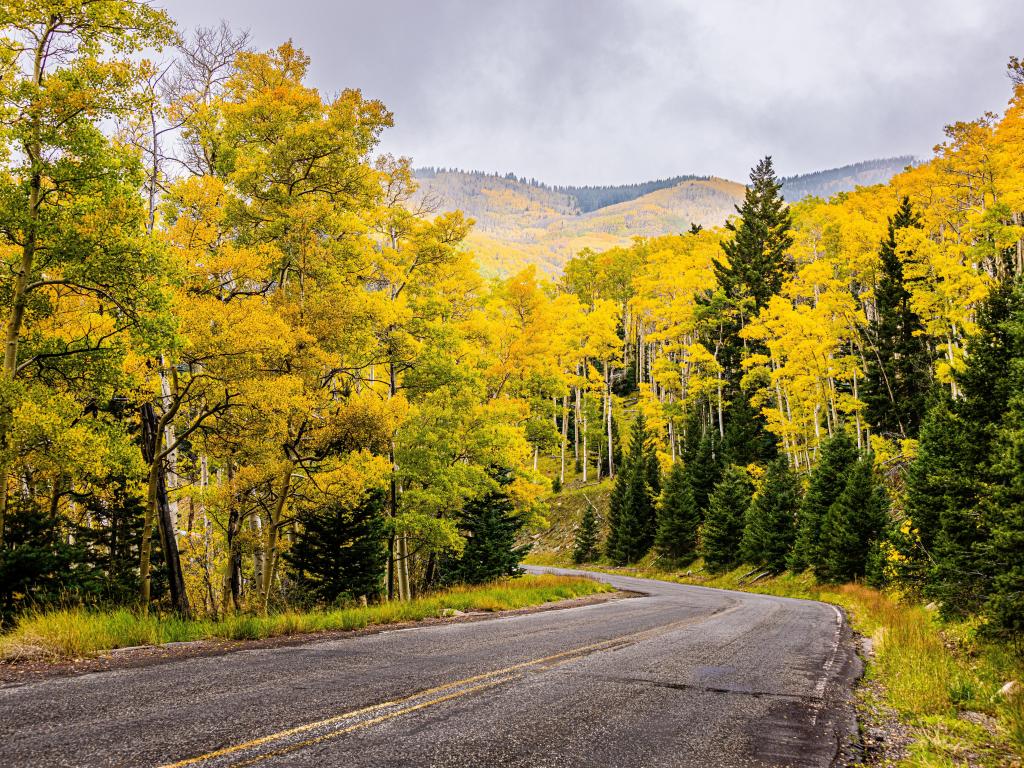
444;484;531;585
285;489;388;604
983;392;1024;638
573;503;600;564
818;458;888;583
713;156;795;316
741;458;800;571
701;465;753;573
687;430;722;516
789;431;859;573
863;197;932;438
655;462;700;564
606;413;657;565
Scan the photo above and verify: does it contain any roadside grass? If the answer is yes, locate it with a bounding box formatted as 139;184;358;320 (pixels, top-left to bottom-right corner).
0;574;611;662
534;555;1024;766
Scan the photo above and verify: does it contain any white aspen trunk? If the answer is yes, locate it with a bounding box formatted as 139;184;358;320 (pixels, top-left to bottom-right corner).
560;395;568;484
582;413;589;482
533;445;539;472
605;371;614;478
251;513;264;596
852;370;863;450
573;382;581;460
716;383;725;438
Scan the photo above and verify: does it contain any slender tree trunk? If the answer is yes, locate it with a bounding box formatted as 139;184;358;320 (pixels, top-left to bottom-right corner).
559;395;568;484
261;465;292;609
582;412;588;482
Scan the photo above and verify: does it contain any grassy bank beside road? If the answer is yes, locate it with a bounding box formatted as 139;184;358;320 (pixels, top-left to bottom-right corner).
0;574;611;662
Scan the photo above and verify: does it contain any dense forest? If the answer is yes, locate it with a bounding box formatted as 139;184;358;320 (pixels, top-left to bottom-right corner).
1;3;1023;647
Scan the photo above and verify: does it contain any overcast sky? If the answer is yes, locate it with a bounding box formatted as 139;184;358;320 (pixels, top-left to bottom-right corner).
158;0;1024;185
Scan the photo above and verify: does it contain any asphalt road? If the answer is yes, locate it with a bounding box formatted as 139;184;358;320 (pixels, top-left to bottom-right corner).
0;567;862;768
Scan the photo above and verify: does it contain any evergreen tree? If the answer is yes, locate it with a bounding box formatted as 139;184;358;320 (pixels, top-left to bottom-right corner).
687;429;722;515
285;490;388;604
444;483;531;585
983;391;1024;638
606;413;657;564
701;465;753;573
741;458;800;571
655;462;700;563
721;394;778;466
713;156;795;316
789;431;859;573
863;197;932;438
818;458;888;583
572;503;600;564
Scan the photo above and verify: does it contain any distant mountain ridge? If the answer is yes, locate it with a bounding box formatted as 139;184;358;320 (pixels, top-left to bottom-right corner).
780;156;914;201
411;157;912;275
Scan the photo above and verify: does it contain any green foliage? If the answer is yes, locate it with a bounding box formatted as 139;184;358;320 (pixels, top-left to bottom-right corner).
789;431;859;573
606;413;658;565
285;490;388;604
572;503;600;564
700;465;753;573
741;458;800;571
441;484;531;585
654;461;700;563
817;458;888;583
714;156;795;315
686;429;722;515
863;197;933;439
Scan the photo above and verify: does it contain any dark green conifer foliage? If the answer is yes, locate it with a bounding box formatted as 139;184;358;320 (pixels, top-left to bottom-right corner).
789;431;859;573
606;413;658;564
700;465;753;573
286;489;388;604
741;458;800;571
984;391;1024;638
818;458;888;583
573;503;601;564
863;197;932;438
445;484;531;585
721;394;777;466
713;156;795;316
687;430;722;515
655;462;700;563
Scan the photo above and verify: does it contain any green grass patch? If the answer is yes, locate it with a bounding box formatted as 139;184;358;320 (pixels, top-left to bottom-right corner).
0;574;611;662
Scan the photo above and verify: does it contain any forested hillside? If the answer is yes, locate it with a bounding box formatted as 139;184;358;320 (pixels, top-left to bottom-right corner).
1;3;1023;670
780;156;915;201
413;159;912;275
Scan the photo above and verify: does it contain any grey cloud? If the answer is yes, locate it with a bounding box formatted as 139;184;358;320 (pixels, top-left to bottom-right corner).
158;0;1024;184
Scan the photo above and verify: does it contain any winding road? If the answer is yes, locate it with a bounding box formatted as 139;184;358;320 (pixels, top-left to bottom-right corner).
0;567;862;767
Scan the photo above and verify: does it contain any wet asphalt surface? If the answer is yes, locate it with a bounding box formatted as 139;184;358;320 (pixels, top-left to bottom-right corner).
0;567;862;768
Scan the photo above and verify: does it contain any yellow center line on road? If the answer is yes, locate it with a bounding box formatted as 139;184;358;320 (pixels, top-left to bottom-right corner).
227;675;520;768
159;607;736;768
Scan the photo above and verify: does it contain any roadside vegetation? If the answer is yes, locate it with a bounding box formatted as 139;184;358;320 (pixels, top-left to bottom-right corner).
0;574;609;662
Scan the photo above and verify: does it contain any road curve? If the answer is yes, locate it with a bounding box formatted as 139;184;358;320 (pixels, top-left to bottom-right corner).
0;567;862;767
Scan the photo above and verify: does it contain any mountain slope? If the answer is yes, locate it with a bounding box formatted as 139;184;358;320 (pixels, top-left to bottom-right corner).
413;170;744;275
780;156;913;201
413;158;912;276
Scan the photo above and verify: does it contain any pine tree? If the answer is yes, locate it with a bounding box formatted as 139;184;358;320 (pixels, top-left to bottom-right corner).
285;490;388;604
655;462;700;563
741;458;800;571
573;503;600;564
687;430;722;515
701;465;753;573
789;431;859;573
606;413;657;565
818;458;888;583
444;484;531;585
983;391;1024;638
863;197;932;438
713;156;795;315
